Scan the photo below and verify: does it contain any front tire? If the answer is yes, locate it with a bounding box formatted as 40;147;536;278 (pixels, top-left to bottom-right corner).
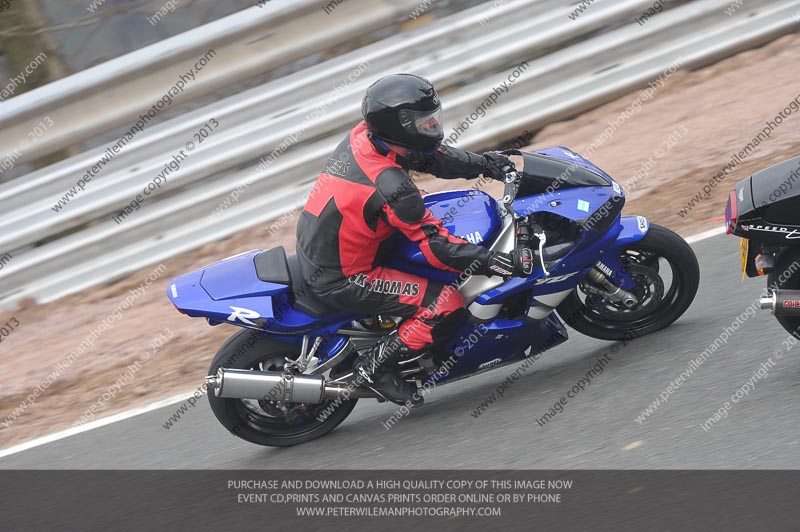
557;224;699;341
207;329;357;447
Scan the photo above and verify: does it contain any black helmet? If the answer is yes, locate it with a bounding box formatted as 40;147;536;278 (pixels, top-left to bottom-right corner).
361;73;444;152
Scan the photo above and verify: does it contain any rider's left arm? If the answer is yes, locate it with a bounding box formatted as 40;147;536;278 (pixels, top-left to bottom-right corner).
405;146;489;180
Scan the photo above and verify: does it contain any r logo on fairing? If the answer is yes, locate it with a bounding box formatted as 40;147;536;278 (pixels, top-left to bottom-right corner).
227;307;261;326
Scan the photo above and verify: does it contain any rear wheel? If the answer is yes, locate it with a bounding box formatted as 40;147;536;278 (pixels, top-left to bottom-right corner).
207;329;357;447
556;224;699;341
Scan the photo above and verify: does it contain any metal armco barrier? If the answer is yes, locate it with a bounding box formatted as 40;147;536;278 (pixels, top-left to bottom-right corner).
0;0;797;306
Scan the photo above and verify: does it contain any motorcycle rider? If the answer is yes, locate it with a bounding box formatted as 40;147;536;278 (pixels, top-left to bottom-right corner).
296;73;533;406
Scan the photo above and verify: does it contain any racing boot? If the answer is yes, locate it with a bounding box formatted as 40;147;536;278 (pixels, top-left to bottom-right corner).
353;333;424;407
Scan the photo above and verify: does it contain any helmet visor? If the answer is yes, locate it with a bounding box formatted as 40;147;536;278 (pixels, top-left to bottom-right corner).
400;107;443;138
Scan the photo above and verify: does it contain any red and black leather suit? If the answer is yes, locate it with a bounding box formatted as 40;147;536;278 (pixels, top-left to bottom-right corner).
296;121;497;351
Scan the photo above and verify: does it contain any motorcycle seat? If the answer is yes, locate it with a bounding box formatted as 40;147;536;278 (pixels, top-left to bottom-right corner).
286;255;337;317
253;247;336;317
253;246;291;284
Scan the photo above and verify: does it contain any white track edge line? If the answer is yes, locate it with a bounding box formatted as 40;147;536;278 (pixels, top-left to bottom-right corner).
685;226;726;243
0;390;204;459
0;225;727;459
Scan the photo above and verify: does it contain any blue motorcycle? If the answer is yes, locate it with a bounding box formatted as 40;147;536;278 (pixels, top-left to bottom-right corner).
167;147;699;446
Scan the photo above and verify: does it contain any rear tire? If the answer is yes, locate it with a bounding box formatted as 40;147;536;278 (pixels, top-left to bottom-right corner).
207;329;357;447
557;224;699;341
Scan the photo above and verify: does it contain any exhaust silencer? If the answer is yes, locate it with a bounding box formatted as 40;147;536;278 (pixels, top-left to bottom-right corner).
205;368;375;404
760;290;800;316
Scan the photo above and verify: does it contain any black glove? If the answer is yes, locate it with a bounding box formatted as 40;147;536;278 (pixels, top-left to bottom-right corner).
481;152;513;181
487;248;534;278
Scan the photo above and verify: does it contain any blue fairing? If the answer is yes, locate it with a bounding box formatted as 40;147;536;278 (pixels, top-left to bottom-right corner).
513;186;615;221
427;313;569;382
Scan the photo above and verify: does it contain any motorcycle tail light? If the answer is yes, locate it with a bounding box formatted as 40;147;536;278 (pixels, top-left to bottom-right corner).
725;191;738;234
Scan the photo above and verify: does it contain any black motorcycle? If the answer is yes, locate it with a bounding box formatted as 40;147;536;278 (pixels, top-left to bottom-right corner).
725;155;800;335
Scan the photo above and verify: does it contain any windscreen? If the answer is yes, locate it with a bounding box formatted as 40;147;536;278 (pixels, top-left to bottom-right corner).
516;152;610;198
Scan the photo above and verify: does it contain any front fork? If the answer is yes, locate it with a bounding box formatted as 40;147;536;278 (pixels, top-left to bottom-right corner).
579;214;649;307
583;268;639;308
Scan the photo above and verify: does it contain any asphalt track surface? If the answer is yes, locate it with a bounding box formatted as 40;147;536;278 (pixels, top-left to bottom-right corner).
2;233;798;469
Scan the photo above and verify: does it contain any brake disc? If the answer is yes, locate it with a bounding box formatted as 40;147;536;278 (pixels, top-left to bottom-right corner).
595;264;664;320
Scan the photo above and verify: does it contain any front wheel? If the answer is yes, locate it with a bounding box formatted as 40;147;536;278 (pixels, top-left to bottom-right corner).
207;329;358;447
556;224;699;341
